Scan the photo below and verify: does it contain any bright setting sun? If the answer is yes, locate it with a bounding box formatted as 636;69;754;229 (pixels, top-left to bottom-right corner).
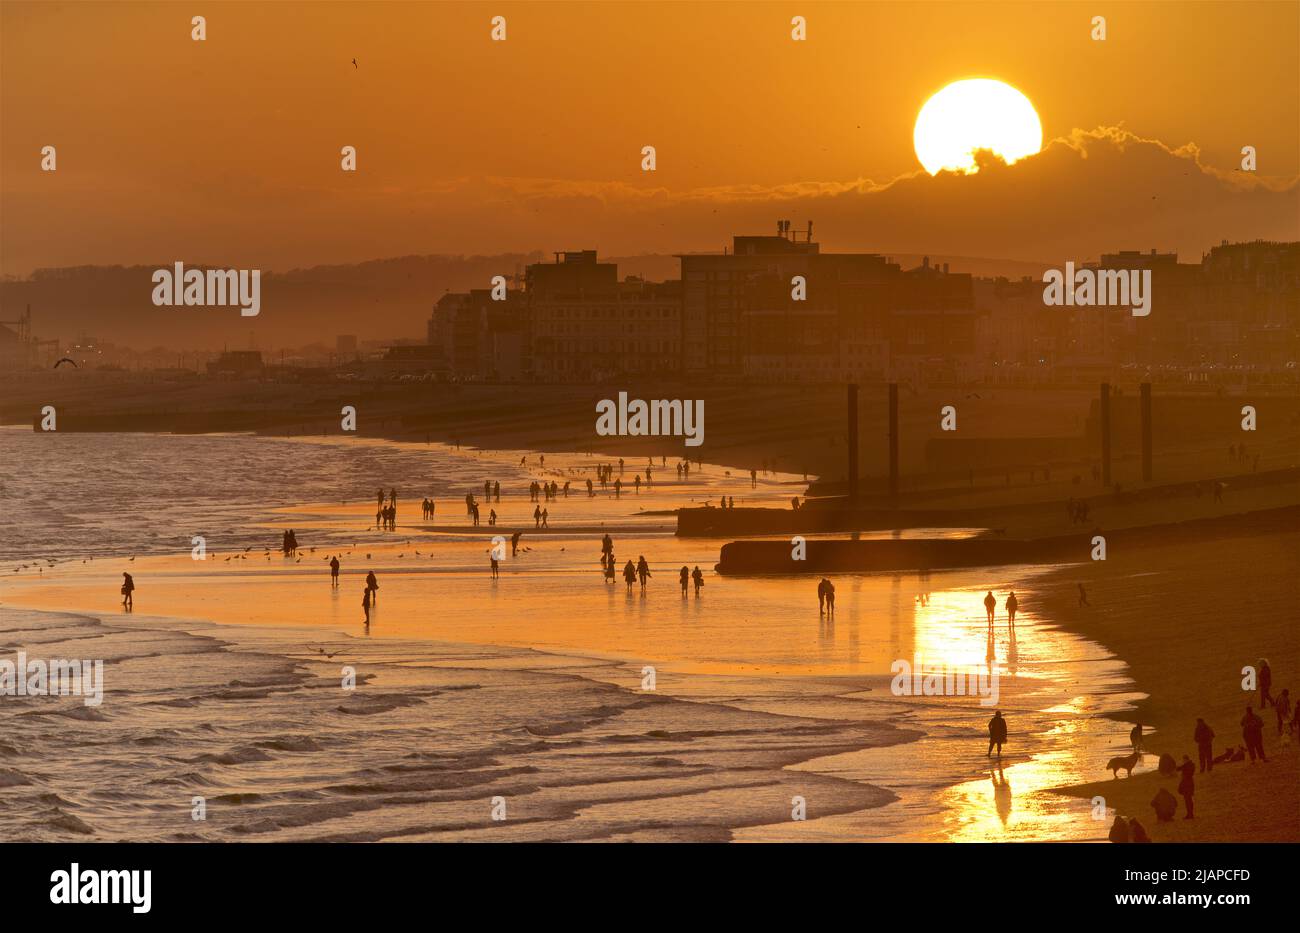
914;78;1043;175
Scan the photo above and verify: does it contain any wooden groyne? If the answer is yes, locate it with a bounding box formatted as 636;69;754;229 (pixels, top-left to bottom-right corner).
714;505;1299;574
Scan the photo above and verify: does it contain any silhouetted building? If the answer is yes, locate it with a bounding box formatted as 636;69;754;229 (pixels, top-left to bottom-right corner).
527;251;680;381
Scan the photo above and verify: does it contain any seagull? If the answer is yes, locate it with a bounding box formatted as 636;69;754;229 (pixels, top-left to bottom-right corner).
351;58;357;69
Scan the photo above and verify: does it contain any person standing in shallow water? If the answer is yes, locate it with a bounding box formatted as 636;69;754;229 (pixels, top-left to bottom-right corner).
361;586;372;626
121;572;135;611
987;710;1008;758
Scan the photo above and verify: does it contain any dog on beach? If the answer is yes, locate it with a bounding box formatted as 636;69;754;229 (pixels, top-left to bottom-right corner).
1106;751;1141;779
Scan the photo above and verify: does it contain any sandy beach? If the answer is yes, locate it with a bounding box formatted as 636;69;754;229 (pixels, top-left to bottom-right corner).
0;427;1186;842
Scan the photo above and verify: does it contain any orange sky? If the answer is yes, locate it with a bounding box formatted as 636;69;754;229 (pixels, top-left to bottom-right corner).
2;1;1297;274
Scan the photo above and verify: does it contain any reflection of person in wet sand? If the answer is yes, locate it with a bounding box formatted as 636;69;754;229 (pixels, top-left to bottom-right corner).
987;710;1008;758
991;766;1012;826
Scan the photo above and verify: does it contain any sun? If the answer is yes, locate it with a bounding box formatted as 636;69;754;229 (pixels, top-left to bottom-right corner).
913;79;1042;175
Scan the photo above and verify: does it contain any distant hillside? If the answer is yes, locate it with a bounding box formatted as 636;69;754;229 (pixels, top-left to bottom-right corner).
0;250;1051;350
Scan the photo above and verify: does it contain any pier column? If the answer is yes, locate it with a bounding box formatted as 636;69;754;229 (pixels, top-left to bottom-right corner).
888;382;899;504
847;383;859;502
1140;382;1152;482
1100;382;1112;486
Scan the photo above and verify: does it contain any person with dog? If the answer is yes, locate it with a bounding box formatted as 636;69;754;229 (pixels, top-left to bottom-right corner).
1194;718;1215;772
1177;755;1196;819
987;710;1008;758
1129;722;1144;753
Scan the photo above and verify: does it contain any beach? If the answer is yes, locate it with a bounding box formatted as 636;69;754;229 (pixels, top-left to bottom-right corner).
1;426;1295;842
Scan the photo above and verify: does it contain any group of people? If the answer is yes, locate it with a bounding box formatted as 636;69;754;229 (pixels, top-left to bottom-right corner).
1065;497;1091;525
375;488;398;530
817;578;836;616
280;529;300;556
982;590;1018;632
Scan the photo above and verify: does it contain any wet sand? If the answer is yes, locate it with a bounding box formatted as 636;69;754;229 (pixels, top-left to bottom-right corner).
1041;532;1300;841
0;433;1155;841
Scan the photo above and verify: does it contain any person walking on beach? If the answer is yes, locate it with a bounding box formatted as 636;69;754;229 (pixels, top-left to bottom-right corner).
1077;583;1090;607
983;591;996;629
1274;688;1291;736
679;566;690;596
490;550;499;580
636;556;651;589
1178;755;1196;819
541;508;549;529
622;559;637;592
1241;705;1268;762
604;551;617;583
330;555;340;586
361;586;372;626
511;531;522;557
488;508;497;526
987;710;1008;758
365;570;379;604
750;468;757;488
1258;658;1274;708
121;572;135;611
533;505;541;528
824;579;836;617
1005;591;1018;633
692;566;704;597
1195;717;1215;772
817;578;828;615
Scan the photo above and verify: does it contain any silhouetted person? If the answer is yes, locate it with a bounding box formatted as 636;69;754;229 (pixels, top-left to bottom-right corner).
824;579;835;617
679;566;689;596
362;585;371;626
365;570;378;604
1129;722;1144;753
987;710;1008;758
1241;705;1267;762
692;566;703;596
1194;718;1215;772
490;552;499;579
1258;658;1273;708
1150;787;1177;823
983;591;996;628
604;551;617;583
1077;583;1090;607
511;531;522;557
330;556;340;586
1108;814;1130;843
636;556;651;588
1274;688;1291;735
750;468;757;488
121;572;135;610
622;559;636;591
1178;755;1196;819
1006;591;1018;631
